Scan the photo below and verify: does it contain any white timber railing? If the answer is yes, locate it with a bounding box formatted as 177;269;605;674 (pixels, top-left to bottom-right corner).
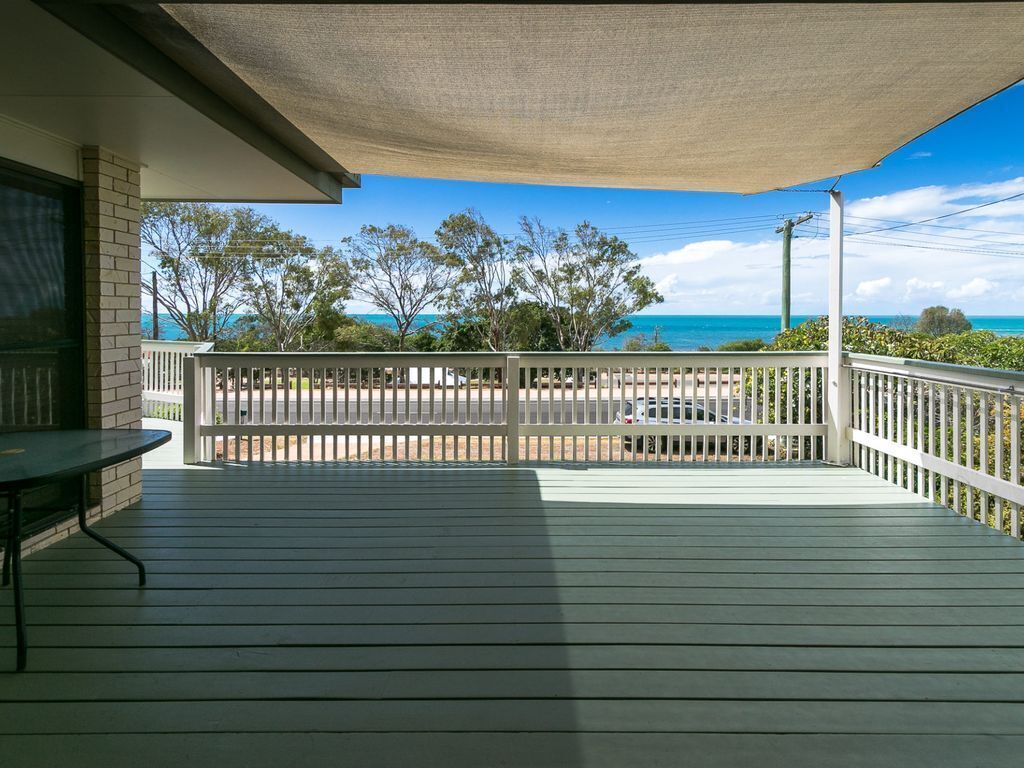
846;353;1024;538
182;351;829;465
0;352;57;428
179;349;1024;539
141;339;213;420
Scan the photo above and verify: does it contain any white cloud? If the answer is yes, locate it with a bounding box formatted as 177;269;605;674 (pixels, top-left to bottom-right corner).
638;239;769;268
854;277;892;298
904;277;944;299
848;177;1024;223
909;151;932;160
623;176;1024;315
654;273;679;295
946;277;997;299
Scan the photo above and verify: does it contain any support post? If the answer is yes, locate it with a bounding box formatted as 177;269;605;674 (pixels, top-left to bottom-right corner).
183;356;201;464
827;190;851;465
506;355;520;465
151;271;159;340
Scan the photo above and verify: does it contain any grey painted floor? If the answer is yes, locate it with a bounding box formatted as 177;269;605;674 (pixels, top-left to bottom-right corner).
3;460;1024;766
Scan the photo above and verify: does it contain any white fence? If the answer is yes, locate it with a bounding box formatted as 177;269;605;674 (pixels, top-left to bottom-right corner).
0;353;57;428
847;353;1024;538
142;340;213;420
180;349;1024;538
182;351;829;465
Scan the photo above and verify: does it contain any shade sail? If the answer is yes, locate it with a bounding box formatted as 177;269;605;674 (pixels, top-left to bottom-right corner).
160;3;1024;193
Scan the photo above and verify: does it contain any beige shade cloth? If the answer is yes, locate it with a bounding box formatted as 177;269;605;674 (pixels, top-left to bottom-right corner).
163;3;1024;194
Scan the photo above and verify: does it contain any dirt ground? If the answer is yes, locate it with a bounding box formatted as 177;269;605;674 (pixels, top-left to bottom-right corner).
215;434;765;463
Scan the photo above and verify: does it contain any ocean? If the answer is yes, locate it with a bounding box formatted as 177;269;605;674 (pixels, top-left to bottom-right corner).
142;313;1024;351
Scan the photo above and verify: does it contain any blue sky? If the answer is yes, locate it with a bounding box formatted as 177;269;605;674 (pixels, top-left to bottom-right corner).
239;81;1024;316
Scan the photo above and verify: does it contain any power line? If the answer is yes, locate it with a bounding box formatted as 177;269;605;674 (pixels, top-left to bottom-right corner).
842;213;1024;239
846;191;1024;236
851;237;1024;259
816;216;1024;251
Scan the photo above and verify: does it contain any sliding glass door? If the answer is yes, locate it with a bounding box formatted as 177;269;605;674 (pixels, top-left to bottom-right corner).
0;159;85;531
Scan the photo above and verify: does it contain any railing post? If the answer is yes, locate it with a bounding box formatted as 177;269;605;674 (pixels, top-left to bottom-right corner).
827;190;851;465
182;356;201;464
506;355;520;465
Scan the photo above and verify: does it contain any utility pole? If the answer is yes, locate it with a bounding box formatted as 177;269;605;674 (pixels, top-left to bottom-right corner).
775;212;814;331
151;271;159;340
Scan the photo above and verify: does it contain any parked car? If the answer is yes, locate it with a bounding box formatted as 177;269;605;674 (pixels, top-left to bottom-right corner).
613;397;754;453
402;367;467;388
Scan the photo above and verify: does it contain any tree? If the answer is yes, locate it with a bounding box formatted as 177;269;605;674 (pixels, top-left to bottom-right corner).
620;327;673;352
436;209;517;351
334;319;401;352
717;338;765;352
240;227;348;352
141;203;255;341
345;225;454;350
514;218;662;351
915;305;972;336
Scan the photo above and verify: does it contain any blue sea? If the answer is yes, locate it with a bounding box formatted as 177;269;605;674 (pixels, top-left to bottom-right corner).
143;313;1024;351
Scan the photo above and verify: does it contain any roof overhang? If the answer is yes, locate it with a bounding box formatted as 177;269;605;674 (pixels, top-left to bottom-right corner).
51;2;1024;195
12;3;1024;197
1;0;357;202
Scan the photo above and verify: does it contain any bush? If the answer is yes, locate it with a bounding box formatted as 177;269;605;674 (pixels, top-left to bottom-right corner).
765;316;1024;371
716;338;765;352
915;305;972;336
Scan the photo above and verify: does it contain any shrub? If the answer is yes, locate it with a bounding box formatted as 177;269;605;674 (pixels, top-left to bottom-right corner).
716;338;765;352
915;305;972;336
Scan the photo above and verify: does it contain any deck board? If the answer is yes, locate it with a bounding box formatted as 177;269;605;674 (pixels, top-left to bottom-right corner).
3;462;1024;766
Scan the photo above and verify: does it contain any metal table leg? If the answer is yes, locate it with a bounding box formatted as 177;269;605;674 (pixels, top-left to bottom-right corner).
2;493;12;587
9;490;26;671
78;475;146;586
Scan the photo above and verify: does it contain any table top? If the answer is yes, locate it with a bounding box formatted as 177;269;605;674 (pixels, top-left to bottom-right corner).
0;429;171;490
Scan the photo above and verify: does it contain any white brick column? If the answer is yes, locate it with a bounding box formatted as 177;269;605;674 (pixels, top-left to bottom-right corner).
82;146;143;515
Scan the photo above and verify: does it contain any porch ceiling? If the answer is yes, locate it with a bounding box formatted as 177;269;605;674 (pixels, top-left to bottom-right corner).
146;3;1024;193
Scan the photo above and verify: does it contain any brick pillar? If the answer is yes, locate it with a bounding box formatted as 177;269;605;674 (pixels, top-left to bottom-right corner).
82;146;143;516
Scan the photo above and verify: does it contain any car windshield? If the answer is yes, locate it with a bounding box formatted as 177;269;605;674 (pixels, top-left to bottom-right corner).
647;405;682;419
623;400;714;421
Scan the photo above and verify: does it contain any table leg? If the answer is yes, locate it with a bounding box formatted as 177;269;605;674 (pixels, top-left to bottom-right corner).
10;490;26;671
2;493;12;587
78;475;146;587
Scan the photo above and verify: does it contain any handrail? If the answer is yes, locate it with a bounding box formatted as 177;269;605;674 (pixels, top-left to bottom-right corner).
177;348;1024;539
845;352;1024;394
183;351;828;466
142;340;214;420
844;354;1022;538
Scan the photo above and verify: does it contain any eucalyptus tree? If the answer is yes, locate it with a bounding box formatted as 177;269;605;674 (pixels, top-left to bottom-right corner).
436;209;517;352
514;218;662;351
141;203;266;341
345;224;454;350
239;227;349;352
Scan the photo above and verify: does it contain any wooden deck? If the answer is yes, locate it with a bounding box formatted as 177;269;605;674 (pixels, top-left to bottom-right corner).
3;460;1024;766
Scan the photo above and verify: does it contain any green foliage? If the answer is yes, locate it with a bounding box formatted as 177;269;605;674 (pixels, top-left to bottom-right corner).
433;317;488;352
345;224;453;350
436;209;516;351
333;319;401;352
505;301;563;352
619;327;672;352
767;316;1024;371
214;315;276;352
915;305;972;336
514;218;662;350
240;227;349;352
141;202;253;341
716;338;765;352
